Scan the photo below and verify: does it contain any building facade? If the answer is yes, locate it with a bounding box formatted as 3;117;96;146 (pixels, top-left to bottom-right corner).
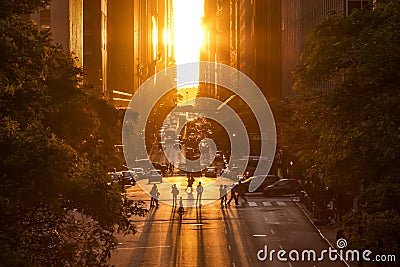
30;0;84;67
200;0;369;100
199;0;282;100
108;0;175;108
281;0;369;97
83;0;108;96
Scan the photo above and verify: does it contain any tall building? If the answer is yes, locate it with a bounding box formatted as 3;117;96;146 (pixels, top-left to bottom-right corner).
199;0;282;100
200;0;369;100
83;0;108;96
31;0;107;96
282;0;369;97
108;0;175;108
30;0;84;67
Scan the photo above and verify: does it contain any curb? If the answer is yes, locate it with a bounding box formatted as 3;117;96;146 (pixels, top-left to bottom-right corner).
295;202;351;267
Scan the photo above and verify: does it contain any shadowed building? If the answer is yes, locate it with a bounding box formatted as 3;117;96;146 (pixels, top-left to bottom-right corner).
108;0;175;108
200;0;370;100
30;0;84;67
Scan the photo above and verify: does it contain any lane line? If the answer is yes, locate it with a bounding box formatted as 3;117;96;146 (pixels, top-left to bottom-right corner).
232;262;236;267
117;245;171;250
270;229;275;235
248;201;257;207
253;234;267;237
279;245;283;250
277;201;287;206
228;244;231;250
264;216;268;222
288;262;293;267
262;201;272;206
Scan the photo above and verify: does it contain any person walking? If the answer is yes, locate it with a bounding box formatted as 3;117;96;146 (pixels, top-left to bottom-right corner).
196;182;204;206
222;185;228;206
150;184;160;207
237;180;247;204
171;184;179;206
219;185;227;206
186;173;195;193
227;183;239;206
177;196;184;217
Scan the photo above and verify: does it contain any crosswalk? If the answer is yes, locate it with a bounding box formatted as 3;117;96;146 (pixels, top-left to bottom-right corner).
234;200;291;208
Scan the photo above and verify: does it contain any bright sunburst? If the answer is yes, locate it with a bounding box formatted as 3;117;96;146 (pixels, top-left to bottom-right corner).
173;0;204;90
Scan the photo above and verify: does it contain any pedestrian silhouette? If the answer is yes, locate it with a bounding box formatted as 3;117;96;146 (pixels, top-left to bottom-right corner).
150;184;160;207
186;173;195;193
171;184;179;206
220;185;227;206
237;180;247;204
177;196;184;217
196;182;204;206
227;183;239;206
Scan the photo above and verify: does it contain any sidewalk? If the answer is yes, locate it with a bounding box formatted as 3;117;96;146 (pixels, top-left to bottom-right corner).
295;200;384;267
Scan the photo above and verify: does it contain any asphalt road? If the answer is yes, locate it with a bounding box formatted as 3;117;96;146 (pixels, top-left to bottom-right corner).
109;176;347;267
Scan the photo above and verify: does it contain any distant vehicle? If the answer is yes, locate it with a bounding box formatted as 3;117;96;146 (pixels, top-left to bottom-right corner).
109;172;123;185
263;179;300;196
174;139;182;150
188;170;202;177
121;170;137;186
204;166;218;178
109;171;135;186
185;147;198;158
148;169;163;183
215;151;224;161
131;168;144;180
240;175;280;193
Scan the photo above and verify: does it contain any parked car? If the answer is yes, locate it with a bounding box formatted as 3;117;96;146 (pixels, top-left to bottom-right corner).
204;166;218;178
240;175;280;193
109;172;123;185
147;169;163;183
109;171;134;186
131;168;145;180
121;170;137;185
262;179;300;196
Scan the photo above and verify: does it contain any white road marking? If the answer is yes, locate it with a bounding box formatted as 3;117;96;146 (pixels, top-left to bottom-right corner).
262;201;272;206
189;223;203;226
117;245;171;250
232;262;236;267
225;228;227;235
279;245;283;250
248;201;257;207
277;201;287;206
228;244;231;250
270;229;275;235
264;216;268;222
288;262;293;267
253;234;267;237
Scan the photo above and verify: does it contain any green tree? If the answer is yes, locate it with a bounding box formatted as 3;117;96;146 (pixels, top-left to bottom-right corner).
293;0;400;252
0;3;146;266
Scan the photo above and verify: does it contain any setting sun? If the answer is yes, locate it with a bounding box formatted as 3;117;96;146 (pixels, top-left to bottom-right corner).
173;0;204;89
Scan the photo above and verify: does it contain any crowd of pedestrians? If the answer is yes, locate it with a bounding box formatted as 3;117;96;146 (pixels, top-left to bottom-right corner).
149;175;248;210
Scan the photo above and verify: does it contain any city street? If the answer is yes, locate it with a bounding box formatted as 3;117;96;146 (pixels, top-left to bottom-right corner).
109;176;347;267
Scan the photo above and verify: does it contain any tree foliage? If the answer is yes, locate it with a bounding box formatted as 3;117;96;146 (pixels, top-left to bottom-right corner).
292;0;400;252
0;3;147;266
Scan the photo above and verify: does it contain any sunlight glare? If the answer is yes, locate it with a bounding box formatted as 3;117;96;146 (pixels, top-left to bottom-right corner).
173;0;204;89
